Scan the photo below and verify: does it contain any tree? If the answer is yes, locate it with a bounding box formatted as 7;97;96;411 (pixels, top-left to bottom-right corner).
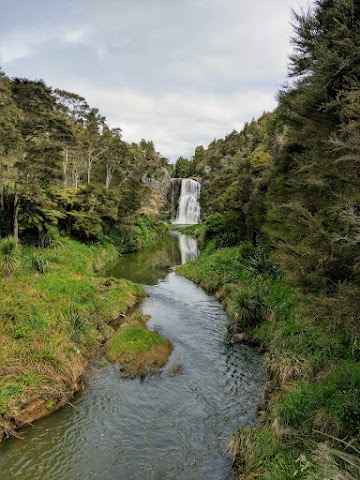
174;156;192;178
78;108;108;184
265;0;360;289
54;89;89;188
0;72;24;238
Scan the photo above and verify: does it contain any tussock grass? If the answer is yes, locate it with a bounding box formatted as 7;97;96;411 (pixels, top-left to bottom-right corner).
227;288;269;332
276;362;360;437
0;236;20;278
0;238;145;436
105;312;173;377
311;441;360;480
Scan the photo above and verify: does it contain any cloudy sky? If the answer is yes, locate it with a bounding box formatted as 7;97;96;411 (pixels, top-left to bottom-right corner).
1;0;312;161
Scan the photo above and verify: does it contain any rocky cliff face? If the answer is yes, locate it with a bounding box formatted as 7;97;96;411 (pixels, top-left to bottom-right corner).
140;168;173;219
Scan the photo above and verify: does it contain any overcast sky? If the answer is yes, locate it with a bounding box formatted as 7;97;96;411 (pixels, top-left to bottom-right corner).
1;0;312;161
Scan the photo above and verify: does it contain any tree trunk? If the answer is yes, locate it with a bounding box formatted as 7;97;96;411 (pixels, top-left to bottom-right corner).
13;191;19;240
72;162;79;192
87;155;92;184
105;165;114;189
63;147;69;188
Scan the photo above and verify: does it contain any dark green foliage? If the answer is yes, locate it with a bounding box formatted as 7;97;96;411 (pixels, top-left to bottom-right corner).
227;289;268;332
245;252;277;277
180;3;360;469
203;213;227;241
202;213;242;247
0;71;171;247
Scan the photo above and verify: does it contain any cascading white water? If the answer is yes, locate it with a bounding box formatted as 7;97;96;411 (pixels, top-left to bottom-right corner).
172;178;201;225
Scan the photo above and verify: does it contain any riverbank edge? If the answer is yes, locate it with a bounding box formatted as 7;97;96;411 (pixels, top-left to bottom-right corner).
175;249;275;477
176;243;360;479
0;239;147;441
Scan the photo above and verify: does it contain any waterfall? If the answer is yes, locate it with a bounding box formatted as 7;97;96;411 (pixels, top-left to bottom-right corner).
172;178;201;225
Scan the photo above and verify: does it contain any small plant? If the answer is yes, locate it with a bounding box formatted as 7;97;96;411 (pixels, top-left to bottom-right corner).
0;236;20;277
69;305;85;331
97;358;108;368
227;288;268;332
69;305;89;345
245;251;277;276
31;253;48;274
47;398;58;410
236;241;256;260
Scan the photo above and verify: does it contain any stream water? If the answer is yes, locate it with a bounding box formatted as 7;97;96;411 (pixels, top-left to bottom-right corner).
0;232;266;480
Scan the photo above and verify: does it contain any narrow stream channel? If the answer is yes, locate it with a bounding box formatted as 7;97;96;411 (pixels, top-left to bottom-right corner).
0;232;267;480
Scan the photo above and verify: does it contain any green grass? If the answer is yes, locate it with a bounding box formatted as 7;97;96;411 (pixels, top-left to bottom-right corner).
0;237;145;434
105;312;173;377
277;362;360;436
107;325;165;356
0;374;41;416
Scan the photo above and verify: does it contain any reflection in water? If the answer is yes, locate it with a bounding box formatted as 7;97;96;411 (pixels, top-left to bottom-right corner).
172;231;199;264
104;231;198;285
104;234;181;285
0;233;267;480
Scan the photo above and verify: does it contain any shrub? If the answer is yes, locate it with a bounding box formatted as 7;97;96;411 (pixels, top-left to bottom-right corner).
0;236;20;277
245;251;277;276
203;213;227;241
31;253;48;274
236;241;256;260
227;288;269;332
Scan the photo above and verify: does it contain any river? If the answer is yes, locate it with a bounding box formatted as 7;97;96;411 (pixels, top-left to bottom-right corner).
0;232;266;480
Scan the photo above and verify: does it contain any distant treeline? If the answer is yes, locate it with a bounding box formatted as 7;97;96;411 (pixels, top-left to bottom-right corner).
0;73;170;247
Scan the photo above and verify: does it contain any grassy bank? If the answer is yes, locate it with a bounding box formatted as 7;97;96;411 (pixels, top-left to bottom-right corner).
177;242;360;479
0;238;145;439
105;311;173;377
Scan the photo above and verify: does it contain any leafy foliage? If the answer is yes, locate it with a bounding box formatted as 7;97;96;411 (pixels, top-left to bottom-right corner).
0;71;171;247
227;288;268;332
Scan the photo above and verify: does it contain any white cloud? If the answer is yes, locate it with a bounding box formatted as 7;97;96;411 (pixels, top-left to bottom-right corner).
63;28;89;45
0;26;89;64
65;83;277;160
0;0;314;159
